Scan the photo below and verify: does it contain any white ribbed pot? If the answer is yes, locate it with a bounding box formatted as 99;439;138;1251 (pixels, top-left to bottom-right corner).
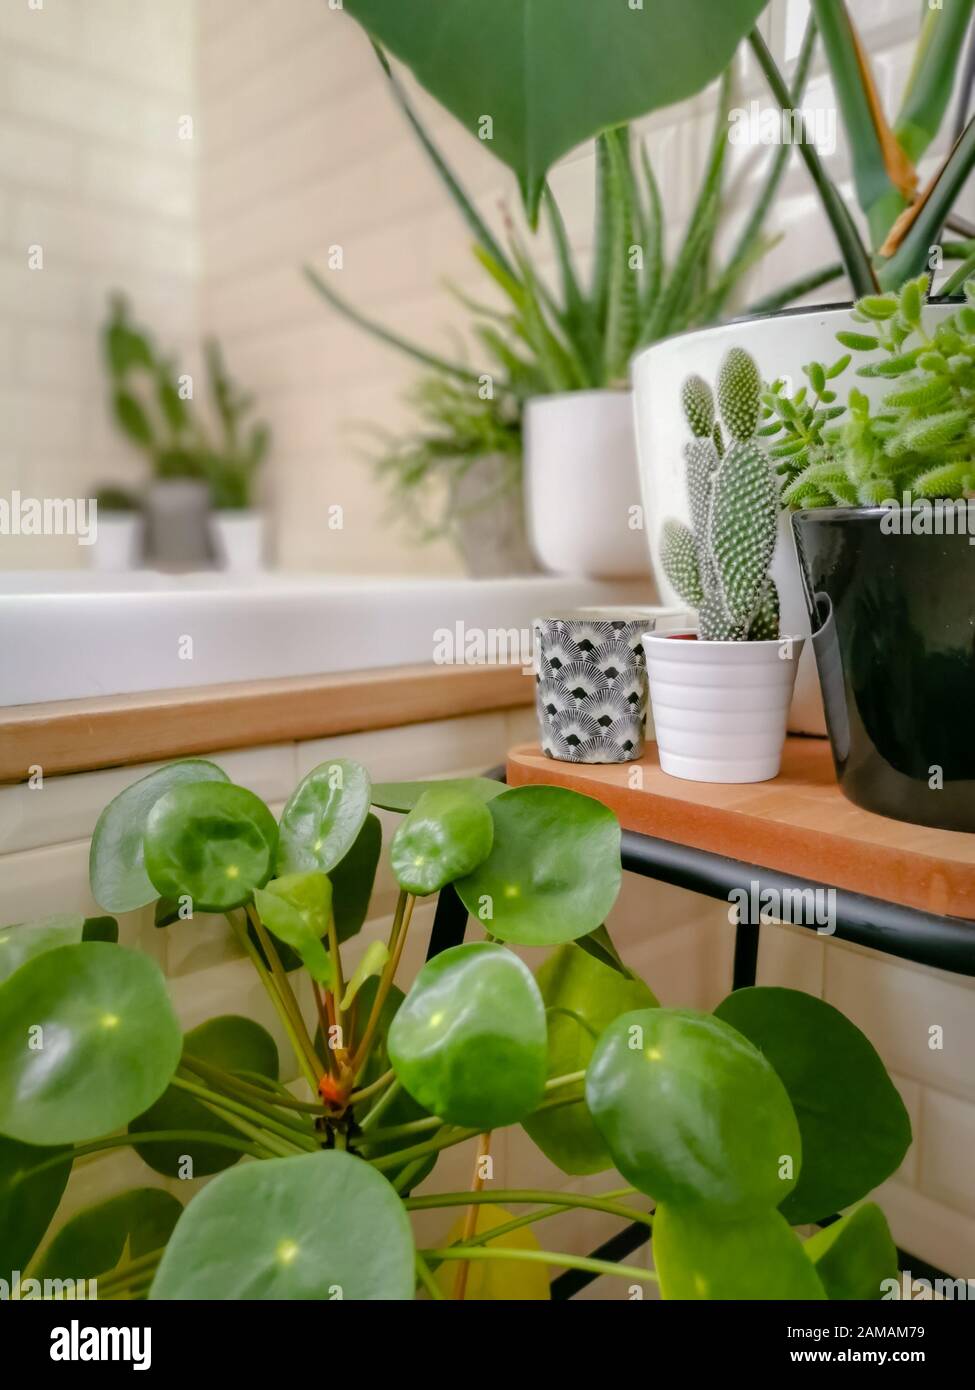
88;514;142;571
524;389;650;579
211;510;265;572
644;631;804;783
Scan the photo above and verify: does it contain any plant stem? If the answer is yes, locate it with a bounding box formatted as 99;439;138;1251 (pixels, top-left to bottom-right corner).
227;911;322;1093
544;1070;586;1092
354;1114;441;1147
13;1130;264;1187
392;1156;430;1195
350;891;414;1078
404;1189;653;1228
426;1188;642;1254
414;1253;445;1300
94;1248;165;1299
370;1125;480;1172
171;1073;318;1152
178;1062;317;1135
358;1079;403;1132
247;905;325;1075
180;1055;323;1113
420;1246;659;1287
350;1067;395;1106
453;1131;492;1301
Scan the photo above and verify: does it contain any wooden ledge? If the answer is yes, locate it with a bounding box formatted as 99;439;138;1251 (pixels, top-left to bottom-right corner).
507;738;975;921
0;664;533;784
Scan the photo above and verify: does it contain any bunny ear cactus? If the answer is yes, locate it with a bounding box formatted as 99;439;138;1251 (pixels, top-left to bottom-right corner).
660;348;780;641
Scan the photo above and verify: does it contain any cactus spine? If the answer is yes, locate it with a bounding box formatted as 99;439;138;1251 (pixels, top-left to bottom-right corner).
661;347;780;641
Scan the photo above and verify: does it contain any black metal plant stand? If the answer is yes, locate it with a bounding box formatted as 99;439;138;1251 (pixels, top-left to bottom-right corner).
425;768;972;1297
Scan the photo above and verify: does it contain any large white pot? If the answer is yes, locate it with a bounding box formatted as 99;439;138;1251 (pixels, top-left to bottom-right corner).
88;513;142;571
524;389;650;580
211;510;265;572
630;302;955;735
644;631;804;783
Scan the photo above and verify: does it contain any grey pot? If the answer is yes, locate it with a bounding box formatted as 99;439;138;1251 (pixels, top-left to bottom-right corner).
449;453;538;578
144;479;213;569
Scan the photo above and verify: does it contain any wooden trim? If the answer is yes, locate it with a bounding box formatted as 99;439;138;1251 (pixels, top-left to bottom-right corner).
0;664;533;783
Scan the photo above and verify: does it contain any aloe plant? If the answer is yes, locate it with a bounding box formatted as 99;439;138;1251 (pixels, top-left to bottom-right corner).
661;348;780;641
762;276;975;508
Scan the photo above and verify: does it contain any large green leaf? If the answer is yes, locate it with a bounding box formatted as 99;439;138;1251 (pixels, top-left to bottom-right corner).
150;1150;415;1300
585;1008;800;1212
253;873;334;984
331;812;382;943
388;942;547;1130
144;782;278;913
714;987;911;1225
35;1188;183;1282
0;913;117;986
89;760;229;912
0;942;182;1146
344;0;769;219
0;1136;72;1271
276;758;371;876
130;1014;279;1178
390;785;494;896
804;1203;898;1301
522;942;658;1175
370;777;506;812
654;1203;826;1300
455;786;621;946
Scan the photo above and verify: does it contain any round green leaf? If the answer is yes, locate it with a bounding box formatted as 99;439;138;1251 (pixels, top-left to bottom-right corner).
254;873;334;984
150;1149;415;1300
390;785;494;896
35;1188;183;1282
0;915;84;985
654;1203;826;1301
144;781;278;913
130;1014;279;1178
89;759;229;912
714;987;912;1225
804;1203;898;1301
0;942;182;1146
0;1136;72;1272
585;1008;801;1212
371;777;506;812
523;942;658;1175
388;942;547;1130
276;758;371;876
455;786;621;945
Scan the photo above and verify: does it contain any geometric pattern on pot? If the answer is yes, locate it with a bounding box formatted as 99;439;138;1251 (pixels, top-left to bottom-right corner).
534;616;650;764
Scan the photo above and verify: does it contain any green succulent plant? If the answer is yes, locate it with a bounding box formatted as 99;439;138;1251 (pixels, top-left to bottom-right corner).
761;276;975;508
661;347;780;641
0;758;910;1301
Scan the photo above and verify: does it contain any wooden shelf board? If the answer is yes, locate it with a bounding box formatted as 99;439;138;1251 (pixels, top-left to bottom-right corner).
507;737;975;922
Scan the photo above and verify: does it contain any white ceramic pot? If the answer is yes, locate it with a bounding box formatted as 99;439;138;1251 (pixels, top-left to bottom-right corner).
644;631;804;784
524;389;650;579
630;302;956;735
211;510;265;572
89;513;142;571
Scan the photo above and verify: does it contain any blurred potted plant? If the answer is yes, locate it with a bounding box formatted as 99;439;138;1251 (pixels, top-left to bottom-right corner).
307;49;790;580
0;757;910;1300
102;296;270;571
88;484;142;572
767;277;975;832
367;373;536;577
647;347;803;782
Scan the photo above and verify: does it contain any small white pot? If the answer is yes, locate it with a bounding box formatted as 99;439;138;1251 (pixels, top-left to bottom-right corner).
211;510;265;572
89;514;141;571
644;631;804;784
524;389;650;579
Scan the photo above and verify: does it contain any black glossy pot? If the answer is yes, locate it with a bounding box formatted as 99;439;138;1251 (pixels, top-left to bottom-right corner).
792;506;975;833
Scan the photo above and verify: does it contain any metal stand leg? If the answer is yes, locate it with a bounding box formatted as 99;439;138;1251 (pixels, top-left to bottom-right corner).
427;882;468;960
732;921;760;990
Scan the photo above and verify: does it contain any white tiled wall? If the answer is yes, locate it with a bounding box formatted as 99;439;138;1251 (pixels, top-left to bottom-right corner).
5;0;970;574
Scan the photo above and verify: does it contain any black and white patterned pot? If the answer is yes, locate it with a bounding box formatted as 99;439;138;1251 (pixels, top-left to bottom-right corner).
533;613;652;763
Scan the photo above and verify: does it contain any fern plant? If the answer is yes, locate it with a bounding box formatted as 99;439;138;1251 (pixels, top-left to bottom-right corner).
661;348;780;641
761;276;975;508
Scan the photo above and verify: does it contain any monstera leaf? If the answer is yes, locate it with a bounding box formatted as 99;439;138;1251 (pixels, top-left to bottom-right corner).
344;0;769;218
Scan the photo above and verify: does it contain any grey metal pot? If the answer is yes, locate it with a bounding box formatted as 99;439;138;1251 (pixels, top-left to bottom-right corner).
448;453;539;578
144;479;213;570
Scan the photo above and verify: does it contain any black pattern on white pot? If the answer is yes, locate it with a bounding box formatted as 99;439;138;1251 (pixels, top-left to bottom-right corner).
533;616;650;763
